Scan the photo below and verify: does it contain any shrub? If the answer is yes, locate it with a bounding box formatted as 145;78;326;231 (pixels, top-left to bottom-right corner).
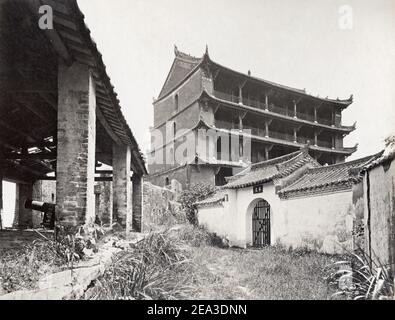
176;224;228;248
179;183;216;225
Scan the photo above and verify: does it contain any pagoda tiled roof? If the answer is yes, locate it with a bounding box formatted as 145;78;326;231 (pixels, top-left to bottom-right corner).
156;47;353;107
158;46;202;99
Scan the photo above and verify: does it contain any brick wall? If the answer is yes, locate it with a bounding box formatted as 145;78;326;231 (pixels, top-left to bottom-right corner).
153;69;203;127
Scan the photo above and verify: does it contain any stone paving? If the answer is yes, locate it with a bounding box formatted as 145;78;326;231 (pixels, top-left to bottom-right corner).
0;232;146;300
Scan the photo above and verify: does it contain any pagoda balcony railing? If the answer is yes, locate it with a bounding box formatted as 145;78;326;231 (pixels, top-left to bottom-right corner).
213;90;336;127
215;119;237;131
269;131;295;141
296;111;314;122
214;90;240;104
268;104;288;116
317;140;333;149
297;135;312;144
213;122;348;151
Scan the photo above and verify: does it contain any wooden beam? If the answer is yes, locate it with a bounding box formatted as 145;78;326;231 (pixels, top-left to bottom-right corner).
0;119;38;143
96;105;122;145
4;152;56;160
13;94;54;123
38;92;57;111
0;73;56;93
26;0;73;66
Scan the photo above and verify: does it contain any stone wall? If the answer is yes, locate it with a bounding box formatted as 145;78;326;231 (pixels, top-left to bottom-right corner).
147;164;216;190
364;159;395;272
142;182;185;232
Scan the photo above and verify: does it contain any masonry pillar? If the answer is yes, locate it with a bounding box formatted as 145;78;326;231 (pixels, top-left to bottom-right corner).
56;62;96;228
98;181;113;226
14;183;33;229
132;174;143;232
0;170;3;230
112;144;132;233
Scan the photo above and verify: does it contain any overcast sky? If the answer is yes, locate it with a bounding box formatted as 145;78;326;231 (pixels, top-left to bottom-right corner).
78;0;395;160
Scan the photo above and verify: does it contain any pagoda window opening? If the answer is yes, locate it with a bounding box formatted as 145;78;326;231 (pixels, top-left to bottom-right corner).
174;94;179;112
173;122;177;138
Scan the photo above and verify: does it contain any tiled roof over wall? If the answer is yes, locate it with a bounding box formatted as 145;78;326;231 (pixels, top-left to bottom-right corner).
224;149;320;189
278;155;379;198
195;189;227;207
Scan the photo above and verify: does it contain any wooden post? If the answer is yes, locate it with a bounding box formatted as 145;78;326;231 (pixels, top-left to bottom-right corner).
239;114;243;131
331;109;335;126
265;94;269;110
238;86;243;105
293;128;297;143
256;91;260;109
314;131;318;146
265;121;269;137
314;107;318;123
293;100;297;118
265;146;270;160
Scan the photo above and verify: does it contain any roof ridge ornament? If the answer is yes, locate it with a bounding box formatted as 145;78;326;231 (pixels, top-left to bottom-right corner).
174;44;179;56
205;44;209;58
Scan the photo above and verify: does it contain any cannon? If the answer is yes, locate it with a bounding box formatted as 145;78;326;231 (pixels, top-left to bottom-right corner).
24;199;56;229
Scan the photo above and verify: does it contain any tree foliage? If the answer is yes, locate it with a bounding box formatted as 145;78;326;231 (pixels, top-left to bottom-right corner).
179;183;216;225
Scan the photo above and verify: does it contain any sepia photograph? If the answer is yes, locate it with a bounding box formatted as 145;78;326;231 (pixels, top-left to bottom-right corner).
0;0;394;308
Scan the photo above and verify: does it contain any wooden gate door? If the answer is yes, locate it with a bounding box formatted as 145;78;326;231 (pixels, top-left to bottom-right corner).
252;199;270;247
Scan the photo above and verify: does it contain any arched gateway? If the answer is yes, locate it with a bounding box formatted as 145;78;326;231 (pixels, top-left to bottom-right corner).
252;199;271;247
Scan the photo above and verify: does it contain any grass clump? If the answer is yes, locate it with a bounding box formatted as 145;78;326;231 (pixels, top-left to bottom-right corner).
0;239;67;294
87;230;194;300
